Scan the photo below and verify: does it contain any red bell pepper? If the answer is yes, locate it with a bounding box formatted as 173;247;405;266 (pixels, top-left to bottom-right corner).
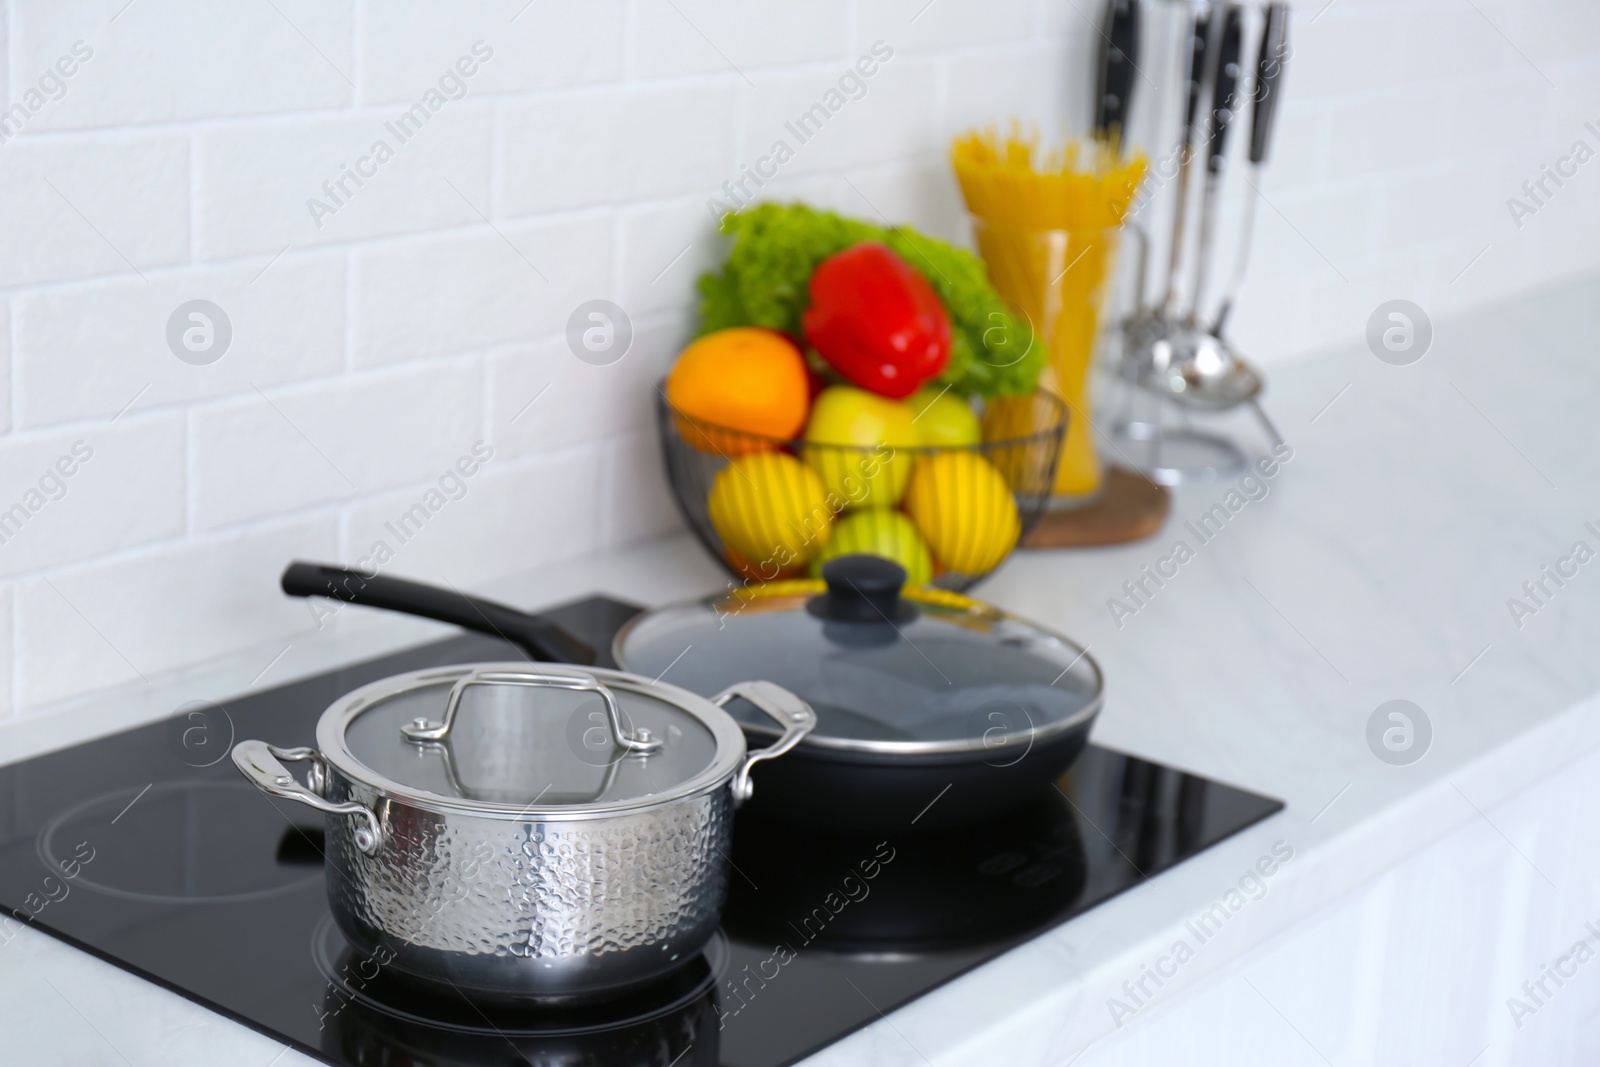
802;242;951;400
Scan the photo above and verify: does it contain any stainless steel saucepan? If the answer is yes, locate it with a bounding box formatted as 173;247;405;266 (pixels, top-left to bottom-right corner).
232;663;814;1003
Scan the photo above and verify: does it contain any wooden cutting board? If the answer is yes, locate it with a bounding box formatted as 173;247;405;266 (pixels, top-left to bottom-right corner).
1021;466;1170;549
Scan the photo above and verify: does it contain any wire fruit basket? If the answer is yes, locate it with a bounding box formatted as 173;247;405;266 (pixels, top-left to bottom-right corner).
656;387;1068;592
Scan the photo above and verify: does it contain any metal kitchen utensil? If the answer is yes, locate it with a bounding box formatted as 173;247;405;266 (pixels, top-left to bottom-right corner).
1161;2;1212;318
613;555;1104;831
1188;2;1243;320
1129;317;1283;446
1094;0;1142;151
1213;1;1289;335
1154;2;1286;440
1109;411;1250;486
1113;2;1289;479
233;663;815;1002
1143;325;1263;410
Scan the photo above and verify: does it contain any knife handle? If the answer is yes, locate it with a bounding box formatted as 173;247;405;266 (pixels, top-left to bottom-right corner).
1206;4;1244;176
1248;3;1290;165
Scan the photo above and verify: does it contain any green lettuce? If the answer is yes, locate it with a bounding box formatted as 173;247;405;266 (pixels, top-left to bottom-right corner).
696;202;1043;399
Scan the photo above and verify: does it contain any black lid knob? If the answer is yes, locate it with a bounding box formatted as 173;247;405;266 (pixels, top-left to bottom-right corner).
810;555;914;624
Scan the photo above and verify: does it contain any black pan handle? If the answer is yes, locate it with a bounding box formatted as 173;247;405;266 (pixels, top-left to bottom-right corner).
281;561;594;665
1094;0;1141;149
1249;3;1290;165
1206;4;1244;176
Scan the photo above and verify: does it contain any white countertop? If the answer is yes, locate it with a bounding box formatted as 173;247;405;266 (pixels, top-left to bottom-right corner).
5;272;1600;1065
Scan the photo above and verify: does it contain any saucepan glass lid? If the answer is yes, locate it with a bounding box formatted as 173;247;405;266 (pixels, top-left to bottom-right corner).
324;665;741;814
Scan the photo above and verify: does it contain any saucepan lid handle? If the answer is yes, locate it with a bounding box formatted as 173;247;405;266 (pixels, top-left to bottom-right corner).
401;667;663;755
711;681;818;806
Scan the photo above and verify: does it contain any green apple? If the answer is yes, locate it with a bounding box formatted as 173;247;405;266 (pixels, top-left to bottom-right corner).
809;509;934;587
908;385;981;447
802;385;917;507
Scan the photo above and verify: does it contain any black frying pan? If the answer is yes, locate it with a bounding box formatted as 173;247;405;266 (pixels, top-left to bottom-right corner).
719;714;1094;832
280;559;1101;833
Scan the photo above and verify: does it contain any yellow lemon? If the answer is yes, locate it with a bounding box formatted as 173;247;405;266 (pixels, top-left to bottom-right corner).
808;508;934;587
708;452;833;569
905;452;1020;575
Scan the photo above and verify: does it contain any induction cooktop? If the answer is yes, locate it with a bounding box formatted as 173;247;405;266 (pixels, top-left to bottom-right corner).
0;595;1282;1067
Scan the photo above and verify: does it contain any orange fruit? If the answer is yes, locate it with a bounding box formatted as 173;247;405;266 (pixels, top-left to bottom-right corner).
667;328;810;455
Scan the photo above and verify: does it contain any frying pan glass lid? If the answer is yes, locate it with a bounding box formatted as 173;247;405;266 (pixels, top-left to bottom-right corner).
613;557;1102;756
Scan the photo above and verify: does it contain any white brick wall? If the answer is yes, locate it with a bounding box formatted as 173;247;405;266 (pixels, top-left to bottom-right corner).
0;0;1597;718
13;2;354;128
197;108;496;256
14;254;346;426
0;417;184;578
0;135;189;287
351;213;614;363
189;359;483;529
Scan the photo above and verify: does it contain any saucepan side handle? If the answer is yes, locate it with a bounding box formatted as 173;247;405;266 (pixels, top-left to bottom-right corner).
232;740;382;855
711;681;817;806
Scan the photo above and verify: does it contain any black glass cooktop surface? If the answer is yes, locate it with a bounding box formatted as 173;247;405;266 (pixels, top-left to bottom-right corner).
0;596;1282;1067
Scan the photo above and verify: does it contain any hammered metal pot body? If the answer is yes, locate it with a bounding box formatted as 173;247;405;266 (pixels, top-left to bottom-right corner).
233;663;816;1003
322;768;733;1003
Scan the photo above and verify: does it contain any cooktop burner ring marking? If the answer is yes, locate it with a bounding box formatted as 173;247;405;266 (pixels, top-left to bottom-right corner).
36;780;325;905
